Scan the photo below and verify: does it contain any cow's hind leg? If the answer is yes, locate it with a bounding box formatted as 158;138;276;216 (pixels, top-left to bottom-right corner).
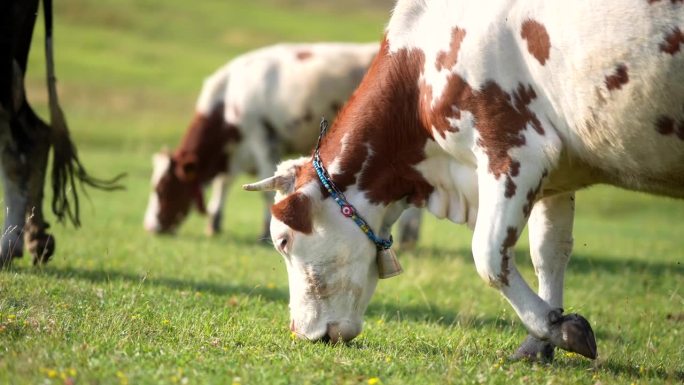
396;207;422;250
472;150;596;359
510;192;575;362
22;108;55;264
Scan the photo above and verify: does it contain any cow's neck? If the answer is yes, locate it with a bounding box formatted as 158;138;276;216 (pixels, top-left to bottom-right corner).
310;38;435;228
174;102;239;185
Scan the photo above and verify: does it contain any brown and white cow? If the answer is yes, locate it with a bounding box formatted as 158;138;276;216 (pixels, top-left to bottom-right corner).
0;0;122;267
245;0;684;361
143;42;423;242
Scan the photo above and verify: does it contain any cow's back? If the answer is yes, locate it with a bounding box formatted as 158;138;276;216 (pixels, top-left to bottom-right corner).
224;42;378;154
526;1;684;196
391;0;684;198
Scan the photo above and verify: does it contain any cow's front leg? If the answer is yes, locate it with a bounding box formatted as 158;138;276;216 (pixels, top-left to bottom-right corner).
511;192;575;362
472;166;596;359
205;173;232;236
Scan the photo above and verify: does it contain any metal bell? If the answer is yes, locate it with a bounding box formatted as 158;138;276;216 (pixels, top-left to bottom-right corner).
376;248;403;279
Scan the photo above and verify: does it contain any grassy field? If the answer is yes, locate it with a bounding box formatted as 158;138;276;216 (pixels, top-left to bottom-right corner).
1;1;683;384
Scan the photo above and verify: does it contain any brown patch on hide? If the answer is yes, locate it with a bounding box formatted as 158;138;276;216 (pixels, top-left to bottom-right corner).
294;37;434;207
660;27;684;56
155;102;241;231
424;68;544;183
520;20;551;65
435;27;467;71
271;192;313;234
497;227;519;286
522;172;547;218
655;114;684;140
296;50;313;61
605;64;629;91
648;0;684;4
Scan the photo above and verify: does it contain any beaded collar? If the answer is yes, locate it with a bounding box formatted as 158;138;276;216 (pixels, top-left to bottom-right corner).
311;118;393;251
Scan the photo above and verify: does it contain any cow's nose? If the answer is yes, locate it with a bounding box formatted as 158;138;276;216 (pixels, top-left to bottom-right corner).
323;321;360;343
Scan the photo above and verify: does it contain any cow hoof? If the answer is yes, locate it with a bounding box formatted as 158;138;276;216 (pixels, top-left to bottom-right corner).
205;225;220;237
548;309;597;359
0;253;14;268
510;334;555;363
28;232;55;265
206;215;222;237
1;237;24;268
398;239;417;251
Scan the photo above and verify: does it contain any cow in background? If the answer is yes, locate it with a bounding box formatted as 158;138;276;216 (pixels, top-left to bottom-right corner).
0;0;122;267
143;42;423;244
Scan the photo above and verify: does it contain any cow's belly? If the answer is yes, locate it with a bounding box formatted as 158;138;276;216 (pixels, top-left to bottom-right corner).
559;60;684;199
550;42;684;198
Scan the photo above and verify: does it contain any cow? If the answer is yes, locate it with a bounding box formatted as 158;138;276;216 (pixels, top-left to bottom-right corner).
244;0;684;362
143;42;423;244
0;0;122;267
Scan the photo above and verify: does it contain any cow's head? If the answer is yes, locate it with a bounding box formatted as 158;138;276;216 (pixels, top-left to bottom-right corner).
144;150;205;234
243;155;406;343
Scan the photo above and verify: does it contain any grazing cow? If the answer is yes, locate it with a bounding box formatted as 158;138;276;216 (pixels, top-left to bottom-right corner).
0;0;122;267
244;0;684;361
143;42;423;242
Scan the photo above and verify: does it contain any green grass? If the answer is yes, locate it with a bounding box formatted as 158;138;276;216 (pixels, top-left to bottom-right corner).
2;1;683;384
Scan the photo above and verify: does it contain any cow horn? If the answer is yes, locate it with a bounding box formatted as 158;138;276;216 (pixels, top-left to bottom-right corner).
242;175;289;192
377;248;403;279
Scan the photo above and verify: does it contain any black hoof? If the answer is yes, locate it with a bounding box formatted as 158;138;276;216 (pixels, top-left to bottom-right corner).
28;232;55;265
206;215;222;237
549;310;597;359
1;239;24;268
510;334;555;363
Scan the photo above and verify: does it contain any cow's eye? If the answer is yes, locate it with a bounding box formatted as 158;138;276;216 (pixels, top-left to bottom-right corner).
276;234;290;254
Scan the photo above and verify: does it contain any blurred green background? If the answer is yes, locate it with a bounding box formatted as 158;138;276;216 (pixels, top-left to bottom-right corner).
2;1;682;384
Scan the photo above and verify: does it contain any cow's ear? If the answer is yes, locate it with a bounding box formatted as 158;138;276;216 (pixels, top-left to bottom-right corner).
271;192;313;234
176;153;198;181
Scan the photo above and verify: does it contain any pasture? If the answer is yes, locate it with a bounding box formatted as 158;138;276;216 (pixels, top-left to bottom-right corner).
1;0;683;383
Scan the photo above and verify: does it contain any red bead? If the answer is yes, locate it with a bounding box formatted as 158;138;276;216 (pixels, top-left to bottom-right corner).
341;205;354;217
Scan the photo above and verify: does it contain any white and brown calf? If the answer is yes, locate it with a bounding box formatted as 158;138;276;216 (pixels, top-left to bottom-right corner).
144;42;423;241
245;0;684;361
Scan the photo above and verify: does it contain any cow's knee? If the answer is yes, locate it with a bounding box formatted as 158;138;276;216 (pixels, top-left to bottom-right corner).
472;241;511;288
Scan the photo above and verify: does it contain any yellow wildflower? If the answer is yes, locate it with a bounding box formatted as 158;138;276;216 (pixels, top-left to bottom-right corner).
368;377;381;385
46;369;58;378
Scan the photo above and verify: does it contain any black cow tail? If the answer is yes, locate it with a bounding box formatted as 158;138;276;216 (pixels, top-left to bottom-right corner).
43;0;125;227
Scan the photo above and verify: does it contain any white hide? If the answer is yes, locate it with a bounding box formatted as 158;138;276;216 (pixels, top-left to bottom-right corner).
388;0;684;341
262;0;684;348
